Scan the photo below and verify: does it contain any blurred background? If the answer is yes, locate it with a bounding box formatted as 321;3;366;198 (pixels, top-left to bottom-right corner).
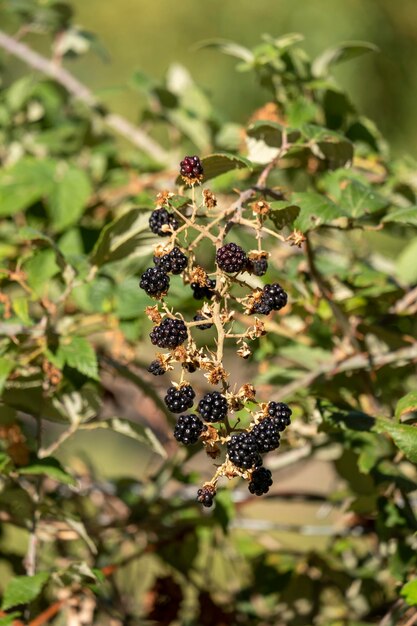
2;0;417;156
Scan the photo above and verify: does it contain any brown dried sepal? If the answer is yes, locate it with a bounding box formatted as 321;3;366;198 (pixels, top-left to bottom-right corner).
153;243;173;259
154;353;174;373
203;189;217;209
237;342;251;359
286;229;306;248
222;458;248;481
251;200;271;216
181;173;204;187
204;364;228;386
247;318;266;340
189;266;210;287
42;359;62;387
155;190;174;207
0;423;29;466
197;482;217;502
247;250;269;262
145;305;162;324
243;290;264;315
238;383;257;403
0;292;11;319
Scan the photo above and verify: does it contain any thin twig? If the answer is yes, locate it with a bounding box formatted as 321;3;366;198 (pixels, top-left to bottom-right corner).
0;30;169;163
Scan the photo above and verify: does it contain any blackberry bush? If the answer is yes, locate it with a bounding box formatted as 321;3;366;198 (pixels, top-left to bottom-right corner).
216;242;247;273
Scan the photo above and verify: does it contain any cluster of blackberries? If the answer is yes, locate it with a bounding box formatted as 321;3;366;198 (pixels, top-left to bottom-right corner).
246;257;268;276
226;402;292;495
174;414;206;445
252;283;288;315
180;155;204;181
165;384;195;413
140;246;188;298
148;359;165;376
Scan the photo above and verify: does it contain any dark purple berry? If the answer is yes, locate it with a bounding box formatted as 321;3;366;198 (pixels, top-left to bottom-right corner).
174;414;206;445
193;313;213;330
180;155;204;180
164;384;195;413
148;360;165;376
191;279;216;300
227;432;262;470
149;208;178;237
150;318;188;349
266;402;292;431
216;243;247;273
246;257;268;276
251;418;280;453
252;283;288;315
139;267;170;297
197;392;228;423
154;247;188;275
197;486;215;507
248;467;273;496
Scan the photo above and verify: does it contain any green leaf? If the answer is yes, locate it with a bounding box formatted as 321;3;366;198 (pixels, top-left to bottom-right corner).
58;336;99;381
0;357;15;393
312;41;379;76
23;249;60;294
396;392;417;420
401;579;417;606
195;39;254;63
246;121;300;164
18;457;76;486
396;238;417;285
0;612;21;625
374;418;417;464
292;192;342;232
47;164;92;231
200;153;252;182
340;181;387;218
0;451;11;472
269;202;300;230
383;206;417;227
81;418;167;458
0;158;55;217
2;572;49;610
91;209;158;266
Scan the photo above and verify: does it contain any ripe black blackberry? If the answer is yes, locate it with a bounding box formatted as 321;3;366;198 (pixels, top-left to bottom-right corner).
191;279;216;300
164;384;195;413
193;313;213;330
252;283;288;315
197;392;228;423
246;257;268;276
154;247;188;275
248;467;273;496
150;318;188;349
227;432;262;470
251;418;280;453
216;243;247;273
197;485;215;508
139;267;170;297
174;414;206;445
148;360;165;376
266;401;292;431
180;155;204;181
149;208;178;237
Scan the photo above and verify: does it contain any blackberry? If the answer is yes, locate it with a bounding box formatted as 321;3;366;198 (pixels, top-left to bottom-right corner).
154;247;188;275
150;318;188;349
148;360;165;376
246;257;268;276
227;432;262;470
252;283;288;315
216;243;247;273
197;485;215;508
266;402;292;432
193;313;213;330
248;467;273;496
139;267;170;297
180;155;204;180
165;384;195;413
174;414;206;445
251;418;280;453
149;208;178;237
191;279;216;300
197;392;228;423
